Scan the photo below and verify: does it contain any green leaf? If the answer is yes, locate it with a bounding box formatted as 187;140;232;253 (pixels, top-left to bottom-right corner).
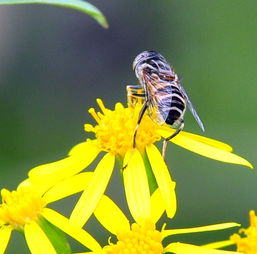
0;0;108;28
38;217;72;254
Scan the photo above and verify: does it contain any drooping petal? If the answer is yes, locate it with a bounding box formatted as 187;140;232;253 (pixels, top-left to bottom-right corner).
94;195;130;235
180;132;232;152
160;128;233;152
43;172;93;204
0;226;12;254
28;141;100;191
123;149;151;223
159;129;253;168
165;242;240;254
24;221;56;254
150;189;165;223
42;208;102;253
203;240;236;249
70;153;115;228
146;144;177;219
162;222;240;238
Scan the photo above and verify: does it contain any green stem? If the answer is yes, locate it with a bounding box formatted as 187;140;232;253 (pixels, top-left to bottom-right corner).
38;217;71;254
142;149;158;194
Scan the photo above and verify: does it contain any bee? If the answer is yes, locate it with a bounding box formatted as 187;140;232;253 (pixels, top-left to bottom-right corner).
128;50;205;158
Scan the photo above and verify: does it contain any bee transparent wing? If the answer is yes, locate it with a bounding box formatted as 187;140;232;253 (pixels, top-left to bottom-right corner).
179;85;205;131
146;82;173;125
147;97;169;124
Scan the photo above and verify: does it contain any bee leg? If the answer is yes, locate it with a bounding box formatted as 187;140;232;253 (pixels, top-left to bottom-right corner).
133;101;148;148
122;102;148;171
162;120;184;158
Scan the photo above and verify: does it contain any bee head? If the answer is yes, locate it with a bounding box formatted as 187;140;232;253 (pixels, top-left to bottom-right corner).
133;50;172;78
132;50;161;71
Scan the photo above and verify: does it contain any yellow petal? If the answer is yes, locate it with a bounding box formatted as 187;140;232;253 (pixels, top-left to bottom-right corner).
73;253;95;254
70;153;115;228
68;140;99;156
43;172;93;204
159;129;253;168
42;208;102;252
162;222;240;238
203;240;235;249
24;221;56;254
94;195;130;235
165;242;240;254
146;144;177;219
17;178;48;197
160;128;233;152
0;226;12;254
17;178;32;188
150;189;165;223
123;149;151;222
29;141;100;191
74;252;102;254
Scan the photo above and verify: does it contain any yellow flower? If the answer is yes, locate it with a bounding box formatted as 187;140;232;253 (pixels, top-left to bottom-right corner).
89;190;241;254
230;210;257;254
28;99;252;229
0;177;101;254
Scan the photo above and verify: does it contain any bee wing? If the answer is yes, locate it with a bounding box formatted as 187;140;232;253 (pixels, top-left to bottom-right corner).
147;97;168;124
179;84;205;131
146;81;173;125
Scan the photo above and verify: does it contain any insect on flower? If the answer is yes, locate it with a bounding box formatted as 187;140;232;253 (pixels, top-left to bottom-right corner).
128;50;205;158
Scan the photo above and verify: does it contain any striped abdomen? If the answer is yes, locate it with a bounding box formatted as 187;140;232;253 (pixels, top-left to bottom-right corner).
162;83;186;126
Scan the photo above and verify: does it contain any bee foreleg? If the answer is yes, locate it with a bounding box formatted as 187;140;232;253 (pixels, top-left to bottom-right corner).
162;119;184;158
133;101;148;148
122;102;148;171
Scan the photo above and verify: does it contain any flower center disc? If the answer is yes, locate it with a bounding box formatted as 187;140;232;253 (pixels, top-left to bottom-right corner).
85;99;161;157
104;220;163;254
0;187;45;228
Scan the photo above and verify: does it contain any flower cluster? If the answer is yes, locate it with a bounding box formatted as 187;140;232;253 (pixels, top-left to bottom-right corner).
0;98;254;254
0;178;101;254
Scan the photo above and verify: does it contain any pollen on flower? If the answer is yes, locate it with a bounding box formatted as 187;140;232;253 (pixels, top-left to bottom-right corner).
230;210;257;254
0;187;45;229
85;99;161;157
103;220;164;254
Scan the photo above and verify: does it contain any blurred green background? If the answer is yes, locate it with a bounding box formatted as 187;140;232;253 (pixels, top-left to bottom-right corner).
0;0;256;252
